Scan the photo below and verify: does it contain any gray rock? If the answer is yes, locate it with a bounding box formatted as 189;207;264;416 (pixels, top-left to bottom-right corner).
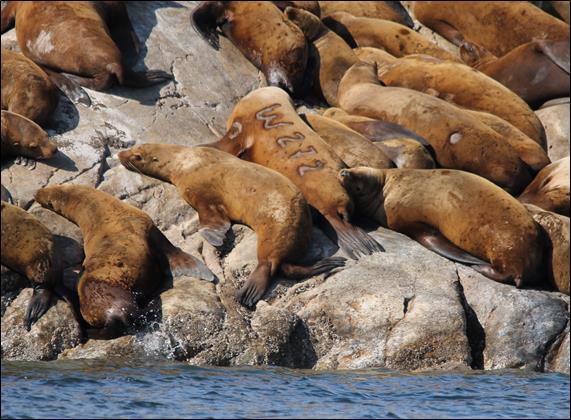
545;326;570;375
536;102;570;161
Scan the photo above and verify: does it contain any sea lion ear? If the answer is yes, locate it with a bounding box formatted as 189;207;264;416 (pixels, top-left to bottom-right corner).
152;156;159;162
191;1;226;50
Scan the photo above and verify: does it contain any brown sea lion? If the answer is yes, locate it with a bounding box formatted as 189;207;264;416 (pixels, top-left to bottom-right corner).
1;1;172;93
519;157;570;216
1;110;57;166
339;167;545;288
272;1;321;16
210;86;385;259
354;46;547;145
285;6;357;106
524;203;569;295
460;39;570;108
1;201;62;329
411;1;570;57
191;1;307;95
118;144;345;308
322;12;461;62
336;61;532;193
551;1;570;24
1;49;58;126
319;1;414;28
35;185;215;339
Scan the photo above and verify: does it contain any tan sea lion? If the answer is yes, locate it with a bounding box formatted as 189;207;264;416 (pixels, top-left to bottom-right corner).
460;39;570;108
119;144;345;308
1;201;63;329
322;12;461;62
319;1;414;27
336;62;532;193
285;6;357;106
354;46;547;145
210;86;385;259
339;167;546;288
519;157;570;216
35;185;215;339
411;1;570;57
1;49;58;126
272;1;321;16
1;110;57;165
191;1;307;95
524;203;569;295
1;1;172;93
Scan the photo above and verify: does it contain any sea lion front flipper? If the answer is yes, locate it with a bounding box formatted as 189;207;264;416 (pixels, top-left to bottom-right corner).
280;256;346;279
24;286;54;331
236;262;271;309
149;226;216;282
537;39;570;74
195;203;232;248
44;70;92;107
104;3;140;67
53;282;88;343
0;1;17;33
325;215;385;260
122;68;174;88
347;120;435;154
190;1;226;50
423;19;465;46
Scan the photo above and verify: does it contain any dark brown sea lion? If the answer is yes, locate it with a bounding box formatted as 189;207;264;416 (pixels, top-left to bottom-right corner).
210;86;385;259
191;1;307;95
35;185;215;339
322;12;461;62
336;61;533;194
354;46;547;145
1;1;172;93
118;144;345;308
1;48;58;126
1;201;62;329
460;39;570;108
411;1;570;57
1;110;57;166
319;1;414;28
519;157;570;216
339;167;546;288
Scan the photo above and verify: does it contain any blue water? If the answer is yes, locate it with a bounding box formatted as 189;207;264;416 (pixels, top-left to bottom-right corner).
1;360;569;419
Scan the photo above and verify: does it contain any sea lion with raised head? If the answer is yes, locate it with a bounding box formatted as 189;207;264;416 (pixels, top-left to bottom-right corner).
336;61;533;194
35;185;215;339
210;86;385;259
119;144;345;308
191;1;307;95
339;167;546;288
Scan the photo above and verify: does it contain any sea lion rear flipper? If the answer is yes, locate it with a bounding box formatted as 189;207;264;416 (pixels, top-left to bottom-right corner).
348;120;435;154
149;226;216;282
325;215;385;260
191;1;226;50
0;2;16;33
44;70;92;107
280;256;346;279
122;68;174;88
24;286;54;331
236;262;271;309
537;39;570;74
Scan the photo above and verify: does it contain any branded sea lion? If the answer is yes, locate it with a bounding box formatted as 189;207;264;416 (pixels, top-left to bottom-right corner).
35;185;215;339
460;39;570;108
322;12;461;62
354;46;547;145
191;1;307;95
336;61;532;193
1;49;58;126
1;110;57;166
1;201;63;329
524;203;569;295
210;86;384;259
119;144;345;308
319;1;414;27
285;6;357;106
411;1;570;57
339;167;545;288
1;2;172;93
519;157;570;216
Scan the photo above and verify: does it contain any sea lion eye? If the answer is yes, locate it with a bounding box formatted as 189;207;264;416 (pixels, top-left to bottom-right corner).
13;141;20;147
133;154;143;161
30;142;38;148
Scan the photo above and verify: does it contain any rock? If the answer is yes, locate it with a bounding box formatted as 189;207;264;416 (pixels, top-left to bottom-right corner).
545;326;570;375
1;266;28;317
59;336;140;360
536;101;570;161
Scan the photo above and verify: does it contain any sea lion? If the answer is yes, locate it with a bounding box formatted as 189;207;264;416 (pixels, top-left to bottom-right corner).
1;201;62;329
272;1;321;16
210;86;384;259
336;61;532;194
118;144;345;308
460;39;570;108
1;110;57;166
319;1;414;28
535;100;570;162
35;185;215;339
551;1;571;24
354;46;547;145
322;12;461;62
1;1;172;93
1;49;58;126
524;203;569;295
519;157;570;216
411;1;570;57
1;184;13;203
191;1;307;95
339;167;545;288
285;6;357;106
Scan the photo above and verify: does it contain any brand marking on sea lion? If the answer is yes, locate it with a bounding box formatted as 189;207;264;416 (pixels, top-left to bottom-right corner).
228;121;243;139
290;146;317;159
298;160;324;176
27;30;55;55
255;104;294;129
277;132;306;148
449;132;463;144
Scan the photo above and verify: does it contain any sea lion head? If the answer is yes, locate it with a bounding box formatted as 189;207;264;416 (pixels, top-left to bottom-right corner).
285;6;325;41
1;110;57;159
459;41;495;67
338;167;386;221
34;185;72;215
118;144;175;182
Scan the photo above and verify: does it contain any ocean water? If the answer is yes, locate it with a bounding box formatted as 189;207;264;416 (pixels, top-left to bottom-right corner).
1;360;569;419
